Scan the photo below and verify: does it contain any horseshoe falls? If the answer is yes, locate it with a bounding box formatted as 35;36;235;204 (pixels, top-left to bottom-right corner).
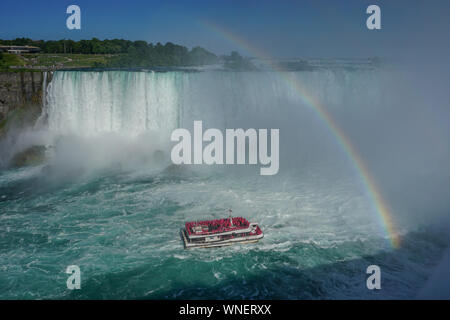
44;72;180;136
1;67;449;299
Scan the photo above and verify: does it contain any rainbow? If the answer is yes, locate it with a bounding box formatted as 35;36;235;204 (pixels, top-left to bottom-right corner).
201;20;400;248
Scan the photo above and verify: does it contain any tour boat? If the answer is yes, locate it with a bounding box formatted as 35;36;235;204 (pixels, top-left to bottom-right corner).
180;215;263;249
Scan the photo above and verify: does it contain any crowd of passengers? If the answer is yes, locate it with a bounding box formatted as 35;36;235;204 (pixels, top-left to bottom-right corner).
186;217;249;235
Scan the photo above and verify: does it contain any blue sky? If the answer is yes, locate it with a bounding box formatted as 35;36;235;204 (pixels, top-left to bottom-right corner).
0;0;448;58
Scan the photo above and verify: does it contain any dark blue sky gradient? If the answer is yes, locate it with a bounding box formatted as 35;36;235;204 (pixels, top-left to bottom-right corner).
0;0;448;58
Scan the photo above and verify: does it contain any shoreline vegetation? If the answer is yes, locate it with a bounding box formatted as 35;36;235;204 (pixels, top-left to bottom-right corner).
0;37;384;73
0;37;258;72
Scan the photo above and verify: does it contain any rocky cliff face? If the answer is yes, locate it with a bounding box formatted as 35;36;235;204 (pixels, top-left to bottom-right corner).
0;71;51;167
0;71;50;133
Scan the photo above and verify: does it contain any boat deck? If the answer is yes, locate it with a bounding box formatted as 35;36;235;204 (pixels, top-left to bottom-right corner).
181;216;263;249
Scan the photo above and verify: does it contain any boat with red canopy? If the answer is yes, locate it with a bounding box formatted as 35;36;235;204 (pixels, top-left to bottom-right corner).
180;211;263;249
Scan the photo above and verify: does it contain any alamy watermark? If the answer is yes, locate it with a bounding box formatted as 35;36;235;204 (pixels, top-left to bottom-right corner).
66;5;81;30
65;4;380;31
170;121;279;175
366;5;381;30
366;265;381;290
66;265;81;290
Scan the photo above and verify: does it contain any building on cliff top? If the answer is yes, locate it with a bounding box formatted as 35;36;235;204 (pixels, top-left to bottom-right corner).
0;45;42;54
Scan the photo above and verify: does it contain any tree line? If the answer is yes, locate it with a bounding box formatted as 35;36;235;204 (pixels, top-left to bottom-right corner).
0;38;219;67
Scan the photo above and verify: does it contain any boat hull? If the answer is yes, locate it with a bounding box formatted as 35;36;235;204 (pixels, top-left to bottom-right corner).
180;228;263;249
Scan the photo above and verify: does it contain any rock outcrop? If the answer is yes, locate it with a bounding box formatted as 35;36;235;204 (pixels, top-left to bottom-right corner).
0;71;49;136
9;145;47;168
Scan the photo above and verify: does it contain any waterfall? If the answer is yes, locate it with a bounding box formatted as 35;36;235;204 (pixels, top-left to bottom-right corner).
44;69;386;138
34;71;49;129
45;71;182;136
42;71;47;107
